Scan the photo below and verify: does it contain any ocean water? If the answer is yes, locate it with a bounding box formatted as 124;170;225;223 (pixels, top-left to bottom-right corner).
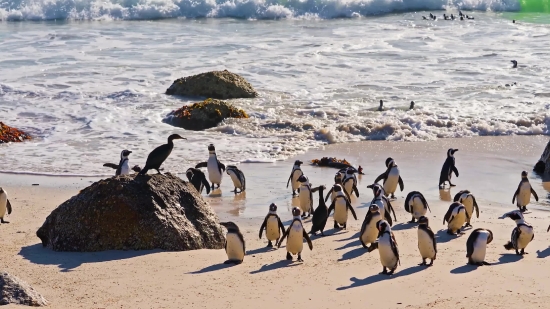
1;1;550;176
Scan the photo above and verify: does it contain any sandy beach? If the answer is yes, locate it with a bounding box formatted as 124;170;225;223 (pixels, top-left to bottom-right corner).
2;136;550;308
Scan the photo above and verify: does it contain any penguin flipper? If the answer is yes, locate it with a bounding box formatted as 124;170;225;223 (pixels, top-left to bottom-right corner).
327;201;335;217
386;198;397;221
201;175;211;194
512;187;520;204
303;229;313;250
427;227;437;253
277;216;286;235
278;227;290;248
103;163;118;169
404;192;413;213
374;172;386;184
398;176;404;191
237;231;246;254
218;161;226;172
195;162;207;169
452;166;459;177
531;187;539;201
472;195;480;218
421;195;431;213
259;217;268;239
352;185;359;198
324;188;333;202
347;201;358;220
7;199;12;214
384;209;393;226
443;206;454;225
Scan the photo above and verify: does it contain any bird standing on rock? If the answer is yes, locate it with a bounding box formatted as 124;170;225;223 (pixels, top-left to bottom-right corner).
139;134;186;175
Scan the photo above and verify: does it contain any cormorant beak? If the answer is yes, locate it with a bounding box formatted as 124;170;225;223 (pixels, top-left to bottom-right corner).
367;184;373;189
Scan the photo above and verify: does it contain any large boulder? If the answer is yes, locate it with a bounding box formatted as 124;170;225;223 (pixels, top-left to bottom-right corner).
0;122;32;144
0;272;48;306
164;98;249;131
165;70;258;99
534;139;550;174
36;173;225;252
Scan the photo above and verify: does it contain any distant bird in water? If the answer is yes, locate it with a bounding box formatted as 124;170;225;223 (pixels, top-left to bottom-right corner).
430;13;436;20
409;101;415;110
139;134;186;175
466;15;474;20
460;16;464;21
459;10;464;17
511;60;518;68
378;100;384;111
422;16;428;20
513;20;516;24
505;82;517;87
451;14;455;20
443;14;450;20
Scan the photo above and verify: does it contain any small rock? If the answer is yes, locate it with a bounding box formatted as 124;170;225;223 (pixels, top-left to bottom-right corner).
0;271;48;306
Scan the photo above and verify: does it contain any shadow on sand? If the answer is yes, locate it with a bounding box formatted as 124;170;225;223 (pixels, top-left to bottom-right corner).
336;265;426;290
391;222;417;231
537;247;550;258
435;229;464;244
247;246;278;256
189;263;235;274
250;260;301;274
335;239;360;251
450;254;523;274
338;247;370;261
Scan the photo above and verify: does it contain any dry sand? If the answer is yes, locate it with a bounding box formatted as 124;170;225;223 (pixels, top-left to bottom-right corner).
2;136;550;308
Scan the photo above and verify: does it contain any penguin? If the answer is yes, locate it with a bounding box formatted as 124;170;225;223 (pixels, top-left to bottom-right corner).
259;203;286;247
226;165;246;193
443;202;469;235
439;148;459;188
453;190;480;227
185;168;211;194
375;220;400;275
458;10;464;17
220;222;245;265
417;216;437;266
466;228;493;266
367;183;397;226
359;204;382;252
324;173;351;203
0;187;13;224
310;185;329;236
103;149;135;176
511;60;517;68
443;14;449;20
378;100;384;111
512;171;538;212
409;101;415;110
451;14;455;20
422;16;428;20
286;160;304;196
502;211;534;255
298;175;317;218
327;184;358;229
278;207;313;262
374;157;404;199
195;144;226;190
139;134;186;175
404;191;431;223
342;168;359;198
466;15;474;20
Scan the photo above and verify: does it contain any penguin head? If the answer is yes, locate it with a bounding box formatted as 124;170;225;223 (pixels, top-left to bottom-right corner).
511;60;517;68
291;207;302;217
185;168;194;181
447;148;458;157
410;101;415;109
208;144;216;153
168;134;186;142
0;187;3;193
346;168;356;175
521;171;528;178
369;204;380;213
377;220;389;232
418;216;429;226
367;184;383;197
132;165;142;173
385;157;395;167
220;221;240;232
333;184;343;192
269;203;278;213
226;165;238;175
504;211;524;222
486;229;494;244
121;149;132;159
298;175;308;183
294;160;303;166
379;100;384;107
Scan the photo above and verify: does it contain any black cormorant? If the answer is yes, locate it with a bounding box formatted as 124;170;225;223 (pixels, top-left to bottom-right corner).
139;134;186;175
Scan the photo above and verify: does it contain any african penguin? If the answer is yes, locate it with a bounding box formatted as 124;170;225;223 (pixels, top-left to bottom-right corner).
0;187;13;224
310;185;329;236
195;144;226;190
511;60;518;68
439;148;459;188
186;168;211;194
286;160;304;196
259;203;286;248
512;171;538;212
404;191;430;223
342;168;359;198
378;99;384;111
226;165;246;193
327;184;358;230
374;157;404;199
324;172;351;203
443;202;469;235
502;211;534;255
103;149;133;176
375;220;400;275
298;175;317;218
278;207;313;262
359;204;382;252
220;222;245;265
367;183;397;226
453;190;480;227
466;228;493;266
417;216;437;266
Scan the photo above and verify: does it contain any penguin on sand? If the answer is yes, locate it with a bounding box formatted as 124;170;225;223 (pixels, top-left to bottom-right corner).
324;174;351;203
453;190;480;227
374;157;404;199
226;165;246;193
501;211;534;255
374;220;400;275
327;184;358;230
103;149;141;175
466;228;493;266
278;207;313;262
220;222;245;265
404;191;431;223
186;168;211;194
0;187;13;224
342;168;360;198
443;202;469;235
259;203;286;247
439;148;459;188
359;204;383;252
367;183;397;226
139;134;186;175
286;160;304;196
512;171;538;212
417;216;437;266
195;144;226;190
310;185;329;236
298;175;321;218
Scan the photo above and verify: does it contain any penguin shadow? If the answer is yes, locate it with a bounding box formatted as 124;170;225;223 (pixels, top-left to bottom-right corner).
335;238;361;251
246;246;277;256
435;229;464;244
357;202;371;209
536;247;550;259
233;191;246;200
450;264;479;274
391;222;417;231
189;263;235;274
439;189;452;202
335;231;360;242
495;253;524;265
336;265;425;290
337;246;370;261
249;260;301;274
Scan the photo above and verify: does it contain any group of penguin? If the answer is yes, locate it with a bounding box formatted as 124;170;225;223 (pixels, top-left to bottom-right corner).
422;11;474;21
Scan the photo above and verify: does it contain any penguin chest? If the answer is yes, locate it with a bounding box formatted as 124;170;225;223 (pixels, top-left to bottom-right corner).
461;196;474;219
515;227;534;249
373;199;386;219
120;161;130;175
266;217;280;241
286;224;304;254
333;199;348;224
517;183;532;206
378;235;398;268
448;211;466;231
291;170;303;190
383;168;399;194
361;216;380;244
228;171;242;188
470;236;488;263
0;193;7;218
411;197;426;219
299;188;311;213
225;233;245;261
343;180;354;196
207;157;222;183
417;229;436;259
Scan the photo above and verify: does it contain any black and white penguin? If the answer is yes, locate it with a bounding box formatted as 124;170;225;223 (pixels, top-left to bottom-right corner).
451;14;455;20
0;187;13;224
511;60;518;68
404;191;430;223
417;216;437;266
359;204;382;251
139;134;186;175
375;220;400;275
466;228;493;266
374;157;404;199
310;185;329;236
195;144;226;190
443;202;469;235
298;175;317;218
458;10;464;17
286;160;304;196
186;168;211;194
378;100;384;111
367;183;397;226
429;13;435;20
512;171;538;212
278;207;313;262
226;165;246;193
443;14;449;20
342;168;359;198
439;148;459;188
453;190;480;227
103;149;134;176
502;211;534;255
324;172;351;203
259;203;286;247
220;222;245;265
409;101;415;110
327;184;358;229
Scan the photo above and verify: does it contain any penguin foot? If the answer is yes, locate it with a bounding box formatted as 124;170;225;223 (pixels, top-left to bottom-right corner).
408;219;416;224
0;219;9;223
427;260;434;267
292;191;297;196
476;262;485;266
286;252;292;261
482;261;491;266
391;194;396;199
334;222;339;229
449;183;456;187
234;260;243;265
381;267;388;275
521;249;527;255
439;184;444;189
446;230;454;235
420;259;427;266
387;268;396;275
267;241;273;248
361;241;367;249
297;254;304;262
224;260;233;264
343;223;347;230
515;249;521;255
320;231;325;236
367;243;379;252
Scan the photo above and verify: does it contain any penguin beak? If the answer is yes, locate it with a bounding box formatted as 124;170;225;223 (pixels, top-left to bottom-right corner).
367;184;373;189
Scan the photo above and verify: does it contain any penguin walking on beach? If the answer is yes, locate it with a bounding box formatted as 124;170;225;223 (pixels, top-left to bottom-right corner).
286;160;304;196
327;184;358;230
278;207;313;262
139;134;186;175
443;202;469;235
310;185;329;236
220;222;245;265
103;149;139;176
226;165;246;193
404;191;430;223
375;220;400;275
259;203;286;247
453;190;480;227
0;187;13;224
512;171;538;212
342;168;359;198
324;174;351;203
466;228;493;266
298;175;319;218
367;184;397;226
439;148;459;188
195;144;226;190
417;216;437;266
374;157;404;199
359;204;383;252
502;211;534;255
186;168;211;195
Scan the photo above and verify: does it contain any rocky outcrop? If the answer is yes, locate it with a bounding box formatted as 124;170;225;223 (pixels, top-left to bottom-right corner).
165;70;258;99
0;122;31;144
36;173;225;252
0;272;48;306
164;98;249;131
534;139;550;174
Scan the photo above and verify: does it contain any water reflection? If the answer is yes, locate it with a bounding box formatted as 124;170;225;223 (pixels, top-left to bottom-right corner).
439;189;452;202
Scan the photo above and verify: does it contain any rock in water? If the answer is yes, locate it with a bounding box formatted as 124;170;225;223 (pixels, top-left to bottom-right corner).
0;272;48;306
534;139;550;175
165;70;258;99
36;173;225;252
164;98;249;131
0;122;32;144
